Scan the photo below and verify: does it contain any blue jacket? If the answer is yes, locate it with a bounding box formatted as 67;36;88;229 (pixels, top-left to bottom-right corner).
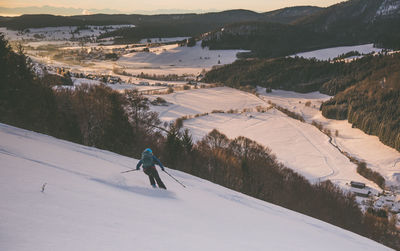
136;155;165;170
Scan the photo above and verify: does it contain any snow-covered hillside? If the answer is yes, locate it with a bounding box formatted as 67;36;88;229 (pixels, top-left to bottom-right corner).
0;123;392;251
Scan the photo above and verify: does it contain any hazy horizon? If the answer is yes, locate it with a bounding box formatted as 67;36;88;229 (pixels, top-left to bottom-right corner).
0;0;344;16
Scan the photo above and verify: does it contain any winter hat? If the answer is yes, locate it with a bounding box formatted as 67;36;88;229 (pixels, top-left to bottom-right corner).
145;148;152;153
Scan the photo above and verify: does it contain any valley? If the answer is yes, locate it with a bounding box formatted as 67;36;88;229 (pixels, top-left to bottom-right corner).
1;19;399;216
1;1;400;249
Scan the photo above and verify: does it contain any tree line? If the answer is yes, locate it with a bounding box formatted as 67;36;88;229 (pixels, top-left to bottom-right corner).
203;53;400;96
0;34;398;249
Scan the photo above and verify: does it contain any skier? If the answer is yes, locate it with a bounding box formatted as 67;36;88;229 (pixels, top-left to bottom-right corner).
136;148;167;189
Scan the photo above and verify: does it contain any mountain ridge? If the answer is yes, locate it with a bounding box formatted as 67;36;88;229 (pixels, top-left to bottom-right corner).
0;6;321;30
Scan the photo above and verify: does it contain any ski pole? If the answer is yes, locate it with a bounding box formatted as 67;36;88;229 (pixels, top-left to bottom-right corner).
163;170;186;188
121;169;139;174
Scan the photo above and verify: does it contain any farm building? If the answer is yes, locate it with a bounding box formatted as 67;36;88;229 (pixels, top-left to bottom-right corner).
350;181;366;189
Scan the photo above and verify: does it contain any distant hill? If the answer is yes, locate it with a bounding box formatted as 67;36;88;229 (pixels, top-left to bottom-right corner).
97;7;321;43
296;0;400;28
0;6;321;38
202;0;400;57
0;6;123;16
262;6;322;24
0;14;131;29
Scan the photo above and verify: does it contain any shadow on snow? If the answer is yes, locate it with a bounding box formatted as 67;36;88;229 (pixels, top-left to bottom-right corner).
90;178;177;199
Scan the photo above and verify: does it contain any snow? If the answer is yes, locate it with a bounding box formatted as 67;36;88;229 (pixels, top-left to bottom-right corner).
256;88;400;188
0;123;392;251
138;37;190;44
148;87;400;193
151;87;265;122
184;111;363;185
117;42;248;75
291;44;382;61
0;25;134;41
376;0;400;16
71;77;102;86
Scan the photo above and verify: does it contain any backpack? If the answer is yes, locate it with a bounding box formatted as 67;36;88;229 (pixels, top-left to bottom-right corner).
141;150;154;168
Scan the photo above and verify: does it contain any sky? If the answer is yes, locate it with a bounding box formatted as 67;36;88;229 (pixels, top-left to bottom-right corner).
0;0;345;14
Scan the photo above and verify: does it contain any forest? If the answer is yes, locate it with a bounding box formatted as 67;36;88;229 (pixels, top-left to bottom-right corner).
0;34;398;249
321;60;400;151
203;53;400;95
202;1;400;58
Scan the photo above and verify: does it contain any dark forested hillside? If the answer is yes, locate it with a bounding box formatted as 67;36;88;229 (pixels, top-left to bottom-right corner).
203;53;400;95
0;7;321;43
261;6;322;24
0;7;320;30
98;7;321;43
202;0;400;57
321;59;400;151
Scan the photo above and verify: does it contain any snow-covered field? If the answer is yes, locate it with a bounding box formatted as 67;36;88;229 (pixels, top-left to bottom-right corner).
291;44;383;61
69;77;189;93
0;123;392;251
62;42;245;76
256;88;400;187
117;42;248;75
150;87;400;193
139;37;190;44
0;25;134;41
151;87;264;121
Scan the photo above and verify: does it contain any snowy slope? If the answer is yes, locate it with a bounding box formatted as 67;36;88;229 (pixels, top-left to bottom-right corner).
0;123;392;251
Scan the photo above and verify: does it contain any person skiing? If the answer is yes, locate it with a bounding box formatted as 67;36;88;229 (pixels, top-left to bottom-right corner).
136;148;167;189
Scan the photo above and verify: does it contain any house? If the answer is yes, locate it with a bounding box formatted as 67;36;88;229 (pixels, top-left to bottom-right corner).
350;187;371;198
350;181;366;189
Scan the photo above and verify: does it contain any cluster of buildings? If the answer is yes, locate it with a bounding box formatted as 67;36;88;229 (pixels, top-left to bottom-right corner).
349;181;400;215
